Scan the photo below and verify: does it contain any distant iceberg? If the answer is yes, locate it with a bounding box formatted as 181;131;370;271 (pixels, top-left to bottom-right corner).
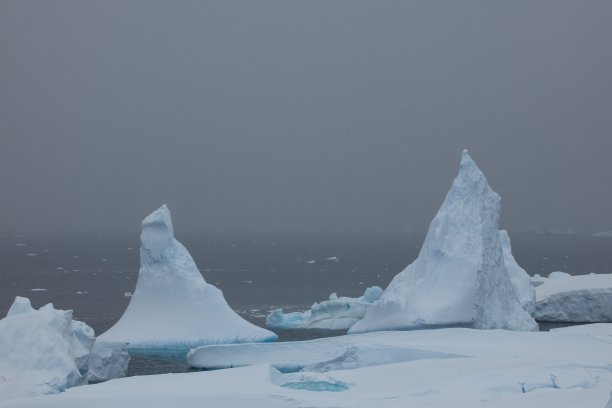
350;150;537;334
98;205;277;348
547;227;576;235
0;297;95;401
593;230;612;238
534;272;612;322
266;286;383;330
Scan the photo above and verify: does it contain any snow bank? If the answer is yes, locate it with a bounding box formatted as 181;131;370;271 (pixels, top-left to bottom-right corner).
266;286;383;330
0;297;95;401
86;342;130;383
350;151;537;334
534;273;612;322
98;205;277;348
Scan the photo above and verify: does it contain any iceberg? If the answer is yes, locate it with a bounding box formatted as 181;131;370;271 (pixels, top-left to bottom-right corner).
0;297;95;401
534;272;612;322
98;205;277;348
593;230;612;238
350;150;537;334
548;227;576;235
266;286;383;330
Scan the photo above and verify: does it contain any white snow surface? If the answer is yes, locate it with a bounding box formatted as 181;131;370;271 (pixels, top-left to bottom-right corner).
7;327;612;408
0;297;95;401
534;273;612;322
266;286;383;330
98;205;277;347
350;151;537;334
551;323;612;342
86;342;130;383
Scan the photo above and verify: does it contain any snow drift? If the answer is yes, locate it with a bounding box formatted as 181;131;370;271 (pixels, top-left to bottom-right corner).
350;150;537;334
266;286;382;330
6;326;612;408
98;205;277;347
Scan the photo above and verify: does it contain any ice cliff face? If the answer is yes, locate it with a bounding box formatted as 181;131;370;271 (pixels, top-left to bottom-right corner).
99;205;277;347
500;230;536;314
86;342;130;383
350;151;537;334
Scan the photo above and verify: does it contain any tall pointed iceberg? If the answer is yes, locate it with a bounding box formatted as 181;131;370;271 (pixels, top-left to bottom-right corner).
99;205;277;347
349;151;537;334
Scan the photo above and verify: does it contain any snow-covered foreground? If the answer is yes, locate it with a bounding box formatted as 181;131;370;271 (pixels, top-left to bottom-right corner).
7;326;612;408
534;272;612;322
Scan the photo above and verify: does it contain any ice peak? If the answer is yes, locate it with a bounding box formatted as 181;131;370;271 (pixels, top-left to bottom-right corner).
140;205;174;252
6;296;33;317
453;150;490;195
459;149;480;173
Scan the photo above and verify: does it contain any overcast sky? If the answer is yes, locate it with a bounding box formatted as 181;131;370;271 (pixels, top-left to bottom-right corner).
1;1;611;237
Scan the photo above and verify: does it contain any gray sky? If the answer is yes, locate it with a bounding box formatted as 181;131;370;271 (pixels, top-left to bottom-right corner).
1;1;611;237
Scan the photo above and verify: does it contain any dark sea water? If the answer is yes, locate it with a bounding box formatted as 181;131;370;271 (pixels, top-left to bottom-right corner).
1;232;611;377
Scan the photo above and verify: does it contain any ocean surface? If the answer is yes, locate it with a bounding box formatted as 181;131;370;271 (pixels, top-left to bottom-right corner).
1;232;611;376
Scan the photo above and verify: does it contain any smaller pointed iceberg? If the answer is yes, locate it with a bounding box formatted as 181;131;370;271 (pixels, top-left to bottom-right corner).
99;205;277;348
350;151;537;334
